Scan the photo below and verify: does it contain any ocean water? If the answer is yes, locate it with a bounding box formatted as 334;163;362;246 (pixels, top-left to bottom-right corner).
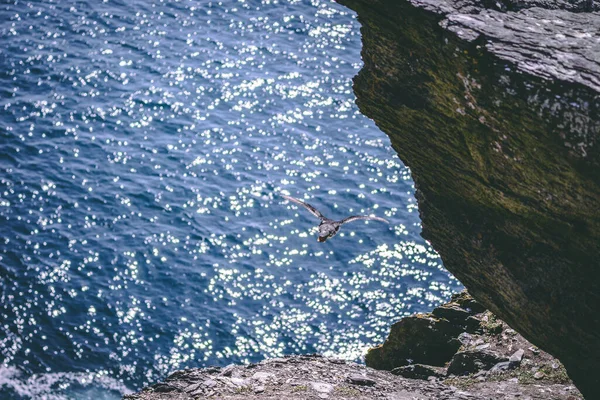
0;0;462;398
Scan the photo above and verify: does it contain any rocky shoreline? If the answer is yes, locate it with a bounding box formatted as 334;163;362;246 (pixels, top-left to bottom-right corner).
124;294;581;399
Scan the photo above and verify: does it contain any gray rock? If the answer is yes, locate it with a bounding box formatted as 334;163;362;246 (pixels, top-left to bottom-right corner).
347;374;377;386
261;357;287;365
448;350;508;376
335;0;600;396
124;354;581;400
509;349;525;368
473;370;487;378
166;370;190;381
398;0;600;93
432;305;471;323
203;379;217;388
230;377;250;387
392;364;446;380
221;364;236;377
152;383;180;393
534;371;546;380
252;371;274;383
188;381;214;397
489;361;511;374
184;382;202;393
458;332;472;345
364;313;464;369
309;382;334;393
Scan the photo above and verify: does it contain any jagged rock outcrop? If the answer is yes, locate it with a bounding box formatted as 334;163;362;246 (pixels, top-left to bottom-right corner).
364;313;464;369
124;295;582;399
336;0;600;397
369;293;580;394
366;292;485;369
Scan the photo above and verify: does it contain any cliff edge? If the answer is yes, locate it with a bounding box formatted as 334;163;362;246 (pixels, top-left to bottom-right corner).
124;295;581;399
336;0;600;397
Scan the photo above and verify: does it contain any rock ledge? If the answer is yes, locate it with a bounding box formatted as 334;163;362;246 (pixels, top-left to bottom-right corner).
124;294;581;399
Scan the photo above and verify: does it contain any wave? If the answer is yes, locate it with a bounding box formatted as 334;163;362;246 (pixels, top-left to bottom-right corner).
0;366;132;400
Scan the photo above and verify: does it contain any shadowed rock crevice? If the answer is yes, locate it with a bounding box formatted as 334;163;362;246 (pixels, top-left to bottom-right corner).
366;292;485;369
336;0;600;397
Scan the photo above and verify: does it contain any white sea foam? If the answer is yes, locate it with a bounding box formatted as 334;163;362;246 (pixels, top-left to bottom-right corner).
0;366;132;400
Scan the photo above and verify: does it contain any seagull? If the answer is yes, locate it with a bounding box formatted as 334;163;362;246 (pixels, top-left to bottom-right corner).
281;194;389;242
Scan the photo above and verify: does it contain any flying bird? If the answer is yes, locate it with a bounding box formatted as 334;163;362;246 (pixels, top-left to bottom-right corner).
281;194;388;242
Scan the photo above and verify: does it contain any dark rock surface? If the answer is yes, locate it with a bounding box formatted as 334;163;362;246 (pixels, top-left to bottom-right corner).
364;311;463;369
366;292;482;369
336;0;600;397
392;363;446;379
447;349;509;375
366;292;507;372
124;295;582;399
369;293;581;395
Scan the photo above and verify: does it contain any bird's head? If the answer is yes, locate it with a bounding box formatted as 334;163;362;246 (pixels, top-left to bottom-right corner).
317;223;337;243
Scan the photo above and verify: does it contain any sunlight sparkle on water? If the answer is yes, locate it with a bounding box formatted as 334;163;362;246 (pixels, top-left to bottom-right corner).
0;0;461;397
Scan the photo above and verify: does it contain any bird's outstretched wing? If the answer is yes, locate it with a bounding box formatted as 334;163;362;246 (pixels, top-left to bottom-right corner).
282;195;325;220
340;215;388;225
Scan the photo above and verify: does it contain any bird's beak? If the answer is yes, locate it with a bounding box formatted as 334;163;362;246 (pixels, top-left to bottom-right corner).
317;236;326;243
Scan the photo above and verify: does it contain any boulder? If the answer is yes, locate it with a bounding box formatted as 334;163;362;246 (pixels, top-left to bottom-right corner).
489;361;511;374
509;349;525;368
366;314;463;370
447;350;508;376
432;305;471;324
464;316;483;334
347;375;377;386
366;293;489;370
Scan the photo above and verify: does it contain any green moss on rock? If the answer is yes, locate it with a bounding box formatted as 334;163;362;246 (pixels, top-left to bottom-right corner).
338;0;600;397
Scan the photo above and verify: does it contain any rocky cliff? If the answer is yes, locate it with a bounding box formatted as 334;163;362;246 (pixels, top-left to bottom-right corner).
336;0;600;397
124;295;581;399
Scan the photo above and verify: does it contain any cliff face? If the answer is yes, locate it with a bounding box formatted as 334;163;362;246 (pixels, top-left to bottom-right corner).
336;0;600;397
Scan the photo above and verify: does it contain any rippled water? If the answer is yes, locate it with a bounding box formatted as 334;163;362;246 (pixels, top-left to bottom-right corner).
0;0;461;398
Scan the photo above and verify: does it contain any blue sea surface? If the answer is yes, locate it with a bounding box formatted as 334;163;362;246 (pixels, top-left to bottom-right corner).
0;0;462;398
